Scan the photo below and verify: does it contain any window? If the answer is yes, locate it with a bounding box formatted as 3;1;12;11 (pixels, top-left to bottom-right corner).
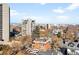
0;4;2;41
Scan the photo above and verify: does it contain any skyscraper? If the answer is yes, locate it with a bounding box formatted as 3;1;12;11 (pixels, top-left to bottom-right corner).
0;4;10;44
21;18;35;37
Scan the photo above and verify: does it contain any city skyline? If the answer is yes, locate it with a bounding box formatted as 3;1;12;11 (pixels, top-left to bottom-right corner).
10;3;79;24
1;3;79;55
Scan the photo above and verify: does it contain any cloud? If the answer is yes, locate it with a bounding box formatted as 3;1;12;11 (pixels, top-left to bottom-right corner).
52;3;79;14
40;3;46;5
22;16;52;24
10;10;19;17
22;16;44;23
55;15;70;23
66;3;79;11
10;9;45;23
23;16;41;19
56;15;69;19
52;8;65;14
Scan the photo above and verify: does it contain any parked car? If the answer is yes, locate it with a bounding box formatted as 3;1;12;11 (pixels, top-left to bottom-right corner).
30;49;39;55
74;40;78;42
67;49;72;55
68;42;75;47
77;44;79;48
75;50;79;55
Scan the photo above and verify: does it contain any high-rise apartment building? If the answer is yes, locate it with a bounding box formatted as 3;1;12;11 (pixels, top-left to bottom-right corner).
21;18;35;37
0;4;10;44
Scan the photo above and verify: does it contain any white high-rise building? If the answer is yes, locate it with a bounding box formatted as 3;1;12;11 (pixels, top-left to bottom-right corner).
0;4;10;44
21;18;35;36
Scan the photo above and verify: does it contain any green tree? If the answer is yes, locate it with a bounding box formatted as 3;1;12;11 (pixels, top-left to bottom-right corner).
57;32;61;38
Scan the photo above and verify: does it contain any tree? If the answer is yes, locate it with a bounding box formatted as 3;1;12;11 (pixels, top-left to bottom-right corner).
57;32;61;38
32;26;40;38
63;27;68;33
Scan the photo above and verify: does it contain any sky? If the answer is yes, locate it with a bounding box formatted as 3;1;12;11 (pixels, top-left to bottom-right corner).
9;3;79;24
